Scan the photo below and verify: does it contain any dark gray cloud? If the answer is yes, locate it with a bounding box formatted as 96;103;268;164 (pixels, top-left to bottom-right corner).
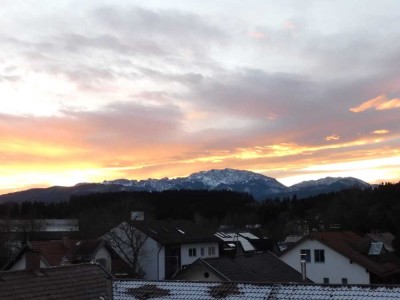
92;5;226;45
176;67;400;148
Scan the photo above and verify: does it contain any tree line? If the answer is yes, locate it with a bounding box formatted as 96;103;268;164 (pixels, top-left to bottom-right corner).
0;182;399;243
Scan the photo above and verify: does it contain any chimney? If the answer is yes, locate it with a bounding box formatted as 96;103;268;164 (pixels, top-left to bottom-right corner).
62;235;72;251
26;250;41;272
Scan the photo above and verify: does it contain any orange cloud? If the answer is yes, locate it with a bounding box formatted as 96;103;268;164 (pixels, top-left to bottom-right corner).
371;129;389;135
325;134;340;141
249;31;266;39
350;95;400;112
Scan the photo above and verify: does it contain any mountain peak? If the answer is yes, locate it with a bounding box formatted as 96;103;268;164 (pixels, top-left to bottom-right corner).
187;168;280;188
291;176;370;188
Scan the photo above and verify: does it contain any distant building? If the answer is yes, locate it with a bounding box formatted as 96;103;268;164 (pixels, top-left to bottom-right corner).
0;219;79;233
2;236;132;278
279;231;400;284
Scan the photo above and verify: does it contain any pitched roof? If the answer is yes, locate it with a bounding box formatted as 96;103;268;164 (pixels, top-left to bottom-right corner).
197;252;307;283
0;263;113;300
30;239;104;265
282;231;400;278
73;239;105;262
30;240;73;265
130;220;220;244
113;280;400;300
2;238;107;270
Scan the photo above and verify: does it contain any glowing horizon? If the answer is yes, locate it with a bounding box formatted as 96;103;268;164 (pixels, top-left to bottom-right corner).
1;1;400;194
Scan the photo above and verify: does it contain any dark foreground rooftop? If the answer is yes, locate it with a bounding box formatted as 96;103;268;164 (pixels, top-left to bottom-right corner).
114;280;400;300
0;263;113;300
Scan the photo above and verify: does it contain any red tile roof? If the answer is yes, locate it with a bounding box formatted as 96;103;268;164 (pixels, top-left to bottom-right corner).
30;238;103;266
31;240;73;266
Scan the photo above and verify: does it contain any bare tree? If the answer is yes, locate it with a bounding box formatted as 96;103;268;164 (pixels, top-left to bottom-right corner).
0;218;46;264
104;221;148;277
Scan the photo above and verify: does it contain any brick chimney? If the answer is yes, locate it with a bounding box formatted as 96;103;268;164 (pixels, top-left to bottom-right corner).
62;234;72;251
26;250;41;272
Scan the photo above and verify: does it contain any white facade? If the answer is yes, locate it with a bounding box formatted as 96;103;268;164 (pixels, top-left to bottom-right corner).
280;239;370;284
140;238;219;280
181;242;219;267
177;261;224;282
93;245;112;271
140;237;165;280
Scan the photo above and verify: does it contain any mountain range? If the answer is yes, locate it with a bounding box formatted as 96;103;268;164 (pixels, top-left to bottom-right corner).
0;168;371;203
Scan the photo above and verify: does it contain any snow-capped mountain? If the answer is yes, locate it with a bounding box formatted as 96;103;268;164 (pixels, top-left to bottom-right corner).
0;169;371;203
104;168;288;200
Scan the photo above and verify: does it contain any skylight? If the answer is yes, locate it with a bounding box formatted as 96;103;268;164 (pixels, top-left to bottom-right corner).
368;242;383;255
176;228;185;235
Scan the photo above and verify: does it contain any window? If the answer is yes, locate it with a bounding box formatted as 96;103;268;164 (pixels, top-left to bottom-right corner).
189;248;197;257
314;249;325;263
323;277;329;284
300;249;311;262
201;247;205;256
342;278;348;284
208;246;216;256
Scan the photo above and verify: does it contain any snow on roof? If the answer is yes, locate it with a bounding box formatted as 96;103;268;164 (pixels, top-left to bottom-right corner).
215;232;255;252
113;280;400;300
238;232;259;240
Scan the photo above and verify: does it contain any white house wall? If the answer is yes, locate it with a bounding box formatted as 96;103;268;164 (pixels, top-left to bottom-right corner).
180;243;219;266
280;239;370;284
140;237;165;280
94;246;112;271
178;262;223;282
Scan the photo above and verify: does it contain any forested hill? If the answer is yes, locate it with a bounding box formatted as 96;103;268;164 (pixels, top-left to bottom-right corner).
0;182;399;243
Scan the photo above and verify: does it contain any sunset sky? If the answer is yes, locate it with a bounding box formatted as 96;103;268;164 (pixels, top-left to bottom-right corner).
1;0;400;194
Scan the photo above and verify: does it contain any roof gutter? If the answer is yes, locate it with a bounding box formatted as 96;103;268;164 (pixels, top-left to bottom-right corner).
157;243;163;280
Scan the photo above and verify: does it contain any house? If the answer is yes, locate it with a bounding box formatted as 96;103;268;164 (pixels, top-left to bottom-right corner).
279;231;400;284
174;251;309;283
105;219;220;280
0;219;79;262
1;236;129;277
0;263;113;299
113;280;400;300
